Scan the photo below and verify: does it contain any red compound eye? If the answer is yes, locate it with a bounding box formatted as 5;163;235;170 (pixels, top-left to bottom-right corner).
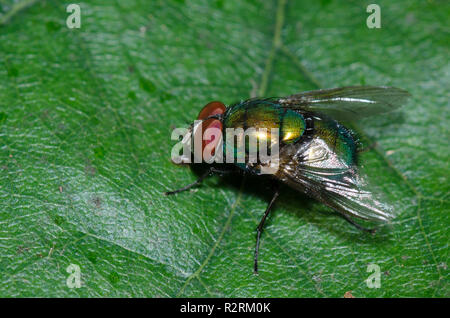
194;101;226;162
197;101;226;120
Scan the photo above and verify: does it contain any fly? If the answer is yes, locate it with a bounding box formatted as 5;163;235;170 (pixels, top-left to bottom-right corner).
165;86;411;273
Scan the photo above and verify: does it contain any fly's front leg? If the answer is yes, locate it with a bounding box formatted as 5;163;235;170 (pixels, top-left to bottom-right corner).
254;186;280;274
164;166;233;196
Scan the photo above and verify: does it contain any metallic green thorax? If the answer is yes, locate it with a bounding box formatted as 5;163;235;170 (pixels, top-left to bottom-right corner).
222;100;357;172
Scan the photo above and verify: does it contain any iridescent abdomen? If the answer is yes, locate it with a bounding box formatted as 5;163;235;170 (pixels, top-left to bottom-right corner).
312;117;357;168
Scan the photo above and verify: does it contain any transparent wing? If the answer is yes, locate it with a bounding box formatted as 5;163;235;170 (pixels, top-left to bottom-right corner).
277;86;410;120
276;139;393;222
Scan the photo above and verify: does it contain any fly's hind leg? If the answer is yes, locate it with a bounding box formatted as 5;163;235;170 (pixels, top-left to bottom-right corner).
164;166;233;196
340;213;376;234
254;185;280;274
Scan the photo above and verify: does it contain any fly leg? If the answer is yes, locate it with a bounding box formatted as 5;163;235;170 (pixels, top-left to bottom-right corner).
164;166;233;196
340;213;376;234
254;186;280;274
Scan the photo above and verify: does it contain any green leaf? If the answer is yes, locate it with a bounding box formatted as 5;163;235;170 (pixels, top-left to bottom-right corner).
0;0;448;297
